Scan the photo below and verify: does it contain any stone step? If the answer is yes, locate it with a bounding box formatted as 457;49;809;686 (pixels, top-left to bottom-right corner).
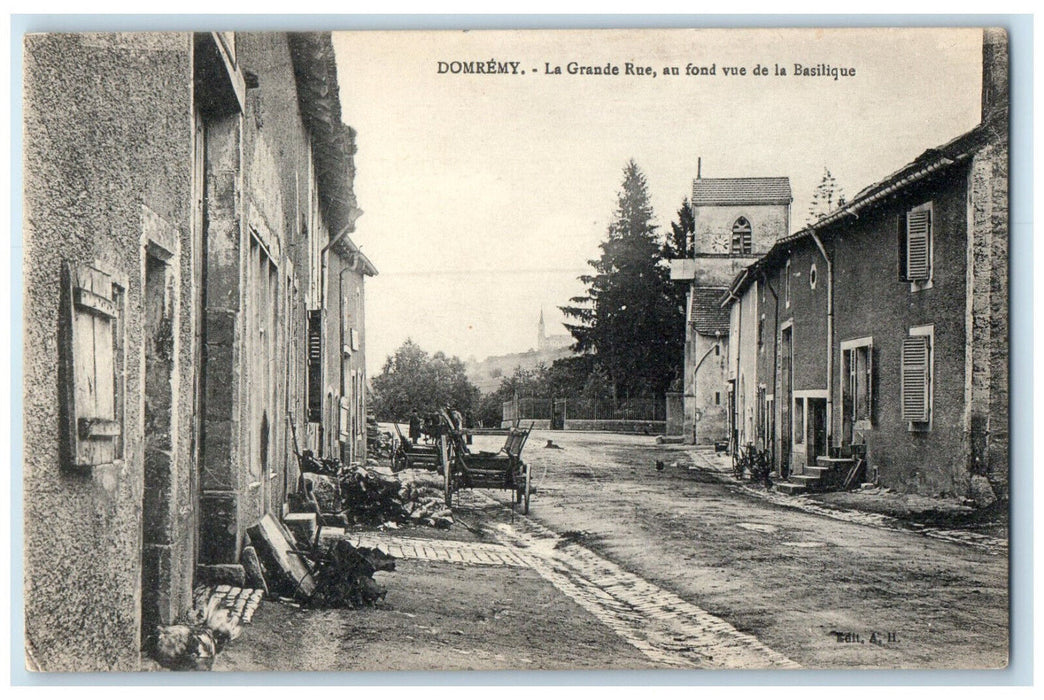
816;456;857;467
775;481;808;495
789;474;823;484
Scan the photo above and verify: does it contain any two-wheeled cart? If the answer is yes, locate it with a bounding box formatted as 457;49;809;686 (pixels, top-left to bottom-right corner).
437;410;534;514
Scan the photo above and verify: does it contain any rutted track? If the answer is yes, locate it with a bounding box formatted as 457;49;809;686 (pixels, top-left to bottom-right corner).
473;493;800;669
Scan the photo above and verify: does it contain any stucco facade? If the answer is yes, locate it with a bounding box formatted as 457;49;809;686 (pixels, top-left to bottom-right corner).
23;31;374;671
724;30;1008;499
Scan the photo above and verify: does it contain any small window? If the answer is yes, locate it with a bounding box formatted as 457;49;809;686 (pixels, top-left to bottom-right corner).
809;263;818;290
731;217;753;255
785;259;792;308
714;344;720;356
757;315;765;351
715;392;721;405
902;327;933;427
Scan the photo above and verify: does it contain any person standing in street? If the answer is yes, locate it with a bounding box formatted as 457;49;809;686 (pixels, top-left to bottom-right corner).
408;408;422;444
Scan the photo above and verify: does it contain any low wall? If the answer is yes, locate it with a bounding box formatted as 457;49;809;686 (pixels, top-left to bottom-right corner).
563;419;666;434
500;419;551;430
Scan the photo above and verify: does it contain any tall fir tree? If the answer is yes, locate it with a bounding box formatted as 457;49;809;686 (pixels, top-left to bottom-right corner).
560;160;684;402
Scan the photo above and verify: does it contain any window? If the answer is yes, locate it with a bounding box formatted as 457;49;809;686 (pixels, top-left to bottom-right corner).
715;391;721;405
809;263;818;290
841;338;874;433
731;217;752;255
902;326;934;428
898;202;933;288
784;259;792;308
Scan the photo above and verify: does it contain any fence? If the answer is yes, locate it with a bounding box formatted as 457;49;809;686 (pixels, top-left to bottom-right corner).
502;396;666;432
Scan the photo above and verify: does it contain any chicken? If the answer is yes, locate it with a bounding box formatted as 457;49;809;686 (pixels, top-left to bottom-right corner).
153;624;216;671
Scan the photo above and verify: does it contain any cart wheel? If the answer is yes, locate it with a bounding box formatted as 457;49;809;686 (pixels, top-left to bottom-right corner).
517;463;531;515
440;435;453;507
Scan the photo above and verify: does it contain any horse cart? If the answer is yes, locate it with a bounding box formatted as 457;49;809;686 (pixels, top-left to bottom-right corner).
437;410;534;514
390;422;441;473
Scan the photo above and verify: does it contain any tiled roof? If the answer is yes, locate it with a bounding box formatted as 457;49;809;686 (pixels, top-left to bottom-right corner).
726;114;1002;301
692;177;792;206
690;286;731;335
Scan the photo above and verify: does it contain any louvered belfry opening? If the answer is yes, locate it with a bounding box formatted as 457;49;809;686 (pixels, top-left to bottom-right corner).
731;217;753;255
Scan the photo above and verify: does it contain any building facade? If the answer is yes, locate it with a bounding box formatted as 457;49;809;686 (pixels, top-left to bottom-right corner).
724;29;1008;500
23;31;374;671
670;175;792;443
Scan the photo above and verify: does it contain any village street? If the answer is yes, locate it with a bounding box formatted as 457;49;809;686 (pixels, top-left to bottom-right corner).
216;430;1008;672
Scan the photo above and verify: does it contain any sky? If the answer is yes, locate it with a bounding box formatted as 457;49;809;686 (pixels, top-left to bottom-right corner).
332;28;984;376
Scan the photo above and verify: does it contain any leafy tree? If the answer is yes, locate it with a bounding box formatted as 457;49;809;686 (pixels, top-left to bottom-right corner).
806;167;846;226
560;160;685;401
369;339;480;421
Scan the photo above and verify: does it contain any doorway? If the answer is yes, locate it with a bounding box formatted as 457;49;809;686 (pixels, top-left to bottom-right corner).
140;250;176;646
806;398;827;466
780;325;793;477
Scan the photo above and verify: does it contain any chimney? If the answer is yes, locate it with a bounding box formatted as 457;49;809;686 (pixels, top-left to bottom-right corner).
981;27;1009;122
697;157;702;179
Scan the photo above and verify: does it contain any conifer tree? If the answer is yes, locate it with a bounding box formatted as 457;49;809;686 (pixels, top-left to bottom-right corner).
561;161;684;402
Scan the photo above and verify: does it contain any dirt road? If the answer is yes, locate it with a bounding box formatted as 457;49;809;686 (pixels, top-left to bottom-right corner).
478;430;1008;669
218;430;1007;672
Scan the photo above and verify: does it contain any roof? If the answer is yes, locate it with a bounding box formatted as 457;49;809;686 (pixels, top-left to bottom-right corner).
723;114;1002;303
692;177;792;206
288;33;376;276
690;286;731;335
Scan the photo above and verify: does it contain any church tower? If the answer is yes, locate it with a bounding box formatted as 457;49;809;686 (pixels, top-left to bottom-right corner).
537;308;547;352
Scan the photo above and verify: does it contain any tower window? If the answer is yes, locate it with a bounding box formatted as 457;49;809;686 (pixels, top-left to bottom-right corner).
731;217;753;255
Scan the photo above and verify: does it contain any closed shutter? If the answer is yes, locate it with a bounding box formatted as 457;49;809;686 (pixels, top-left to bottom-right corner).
906;209;931;281
901;335;930;422
62;262;121;468
307;309;322;422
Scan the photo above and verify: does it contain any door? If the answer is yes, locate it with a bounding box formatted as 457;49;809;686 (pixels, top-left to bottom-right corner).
780;326;793;476
807;398;827;466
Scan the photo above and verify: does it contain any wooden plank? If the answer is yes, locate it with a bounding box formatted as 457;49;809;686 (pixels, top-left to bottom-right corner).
89;266;115;465
78;418;121;439
247;514;316;599
73;286;117;318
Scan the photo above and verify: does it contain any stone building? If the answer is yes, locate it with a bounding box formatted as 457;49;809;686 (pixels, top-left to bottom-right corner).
669;174;792;443
724;29;1008;500
22;31;374;671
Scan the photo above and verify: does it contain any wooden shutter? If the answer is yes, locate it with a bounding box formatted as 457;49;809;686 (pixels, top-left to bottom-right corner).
62;262;121;468
906;209;931;281
307;309;322;422
864;342;874;425
901;336;930;422
897;213;907;280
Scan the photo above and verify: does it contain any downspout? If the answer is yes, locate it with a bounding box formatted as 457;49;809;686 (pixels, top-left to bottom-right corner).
761;271;779;469
809;231;833;448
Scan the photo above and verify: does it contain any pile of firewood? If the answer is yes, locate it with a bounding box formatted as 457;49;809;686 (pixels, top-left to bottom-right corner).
306;539;396;609
294;457;453;529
